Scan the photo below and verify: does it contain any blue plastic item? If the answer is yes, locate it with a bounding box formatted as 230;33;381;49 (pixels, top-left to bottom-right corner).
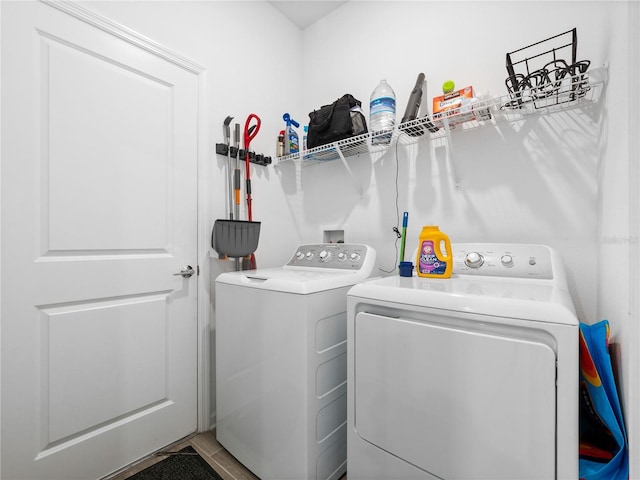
282;113;300;155
579;320;628;480
398;261;413;277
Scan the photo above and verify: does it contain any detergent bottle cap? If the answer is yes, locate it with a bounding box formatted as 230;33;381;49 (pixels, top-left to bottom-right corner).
283;113;300;129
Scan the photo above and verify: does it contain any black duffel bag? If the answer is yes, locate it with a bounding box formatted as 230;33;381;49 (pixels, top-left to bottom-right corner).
306;94;368;149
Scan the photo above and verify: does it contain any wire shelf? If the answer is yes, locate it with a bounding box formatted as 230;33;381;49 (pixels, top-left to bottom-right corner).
277;69;604;166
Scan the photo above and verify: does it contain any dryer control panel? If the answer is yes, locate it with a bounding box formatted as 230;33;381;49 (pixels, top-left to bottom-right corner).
452;243;555;279
286;243;374;271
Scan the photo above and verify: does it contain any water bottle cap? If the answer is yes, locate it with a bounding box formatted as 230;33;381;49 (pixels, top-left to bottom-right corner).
443;80;455;93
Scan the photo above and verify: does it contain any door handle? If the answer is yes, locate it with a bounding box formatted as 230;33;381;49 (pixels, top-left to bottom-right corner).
173;265;195;278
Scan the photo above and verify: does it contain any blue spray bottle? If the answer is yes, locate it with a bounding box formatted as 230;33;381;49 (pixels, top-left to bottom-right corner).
283;113;300;155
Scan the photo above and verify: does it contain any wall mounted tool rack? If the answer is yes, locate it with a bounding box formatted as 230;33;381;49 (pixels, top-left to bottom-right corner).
216;143;272;166
276;68;605;192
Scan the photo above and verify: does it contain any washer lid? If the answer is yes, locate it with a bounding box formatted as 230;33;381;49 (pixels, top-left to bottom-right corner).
216;267;374;294
348;274;578;325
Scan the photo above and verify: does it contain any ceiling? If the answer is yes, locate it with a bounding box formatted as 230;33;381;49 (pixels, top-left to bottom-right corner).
268;1;347;29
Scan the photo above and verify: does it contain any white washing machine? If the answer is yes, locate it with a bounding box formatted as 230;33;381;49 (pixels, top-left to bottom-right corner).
216;243;376;480
347;243;579;480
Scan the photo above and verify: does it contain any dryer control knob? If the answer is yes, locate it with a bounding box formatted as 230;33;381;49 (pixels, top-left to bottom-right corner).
501;255;514;267
465;252;484;268
295;251;304;260
305;252;314;260
319;250;331;260
350;252;361;262
338;252;347;262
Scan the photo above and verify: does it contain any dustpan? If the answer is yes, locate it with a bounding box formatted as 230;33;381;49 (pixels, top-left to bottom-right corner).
211;219;261;258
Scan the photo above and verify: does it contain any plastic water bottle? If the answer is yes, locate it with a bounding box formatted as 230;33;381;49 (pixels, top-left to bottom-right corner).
370;79;396;145
303;125;308;150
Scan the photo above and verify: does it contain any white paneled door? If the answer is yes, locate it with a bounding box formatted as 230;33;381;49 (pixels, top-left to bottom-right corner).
1;2;203;479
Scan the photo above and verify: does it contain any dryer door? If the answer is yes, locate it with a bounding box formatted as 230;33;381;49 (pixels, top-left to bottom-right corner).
354;311;556;479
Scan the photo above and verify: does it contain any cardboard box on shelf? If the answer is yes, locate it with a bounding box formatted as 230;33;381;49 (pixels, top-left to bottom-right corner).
432;85;490;128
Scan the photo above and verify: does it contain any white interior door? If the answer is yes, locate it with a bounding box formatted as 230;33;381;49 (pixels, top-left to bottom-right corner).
1;2;204;479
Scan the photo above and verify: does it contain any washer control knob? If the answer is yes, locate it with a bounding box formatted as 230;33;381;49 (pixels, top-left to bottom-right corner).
338;252;347;262
319;250;331;260
501;255;514;268
350;252;361;262
295;251;305;260
305;252;314;260
464;252;484;268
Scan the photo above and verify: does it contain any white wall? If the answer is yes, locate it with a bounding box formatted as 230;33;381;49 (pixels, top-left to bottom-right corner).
46;0;640;476
298;0;620;323
618;2;640;478
78;0;627;322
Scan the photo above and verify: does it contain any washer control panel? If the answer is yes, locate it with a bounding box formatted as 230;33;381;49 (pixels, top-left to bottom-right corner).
286;243;372;271
452;243;554;279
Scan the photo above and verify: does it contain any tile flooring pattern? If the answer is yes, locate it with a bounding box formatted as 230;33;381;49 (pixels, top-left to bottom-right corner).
108;430;347;480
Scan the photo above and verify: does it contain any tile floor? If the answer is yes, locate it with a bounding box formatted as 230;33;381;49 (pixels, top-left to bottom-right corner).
107;430;347;480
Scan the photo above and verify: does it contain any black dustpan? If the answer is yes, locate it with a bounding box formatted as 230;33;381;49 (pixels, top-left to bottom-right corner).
211;219;261;258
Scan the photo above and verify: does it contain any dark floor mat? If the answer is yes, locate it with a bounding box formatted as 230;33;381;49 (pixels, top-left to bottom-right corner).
128;446;224;480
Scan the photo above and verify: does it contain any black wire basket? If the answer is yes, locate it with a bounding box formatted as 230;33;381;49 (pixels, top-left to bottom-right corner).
504;28;591;109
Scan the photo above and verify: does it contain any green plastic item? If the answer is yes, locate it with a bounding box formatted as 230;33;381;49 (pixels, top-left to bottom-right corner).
442;80;455;93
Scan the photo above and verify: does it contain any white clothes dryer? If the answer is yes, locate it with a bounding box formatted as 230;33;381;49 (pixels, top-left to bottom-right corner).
216;243;376;480
347;243;579;480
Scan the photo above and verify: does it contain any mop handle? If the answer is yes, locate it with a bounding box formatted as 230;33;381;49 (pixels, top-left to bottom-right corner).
234;123;241;220
399;212;409;262
224;116;234;219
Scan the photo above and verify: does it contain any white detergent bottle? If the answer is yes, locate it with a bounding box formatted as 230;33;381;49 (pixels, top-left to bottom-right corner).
282;113;299;155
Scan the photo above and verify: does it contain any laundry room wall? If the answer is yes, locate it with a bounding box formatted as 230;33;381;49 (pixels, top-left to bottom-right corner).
296;0;613;323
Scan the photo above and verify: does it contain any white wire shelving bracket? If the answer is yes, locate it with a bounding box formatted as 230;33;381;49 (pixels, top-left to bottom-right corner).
277;69;605;192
